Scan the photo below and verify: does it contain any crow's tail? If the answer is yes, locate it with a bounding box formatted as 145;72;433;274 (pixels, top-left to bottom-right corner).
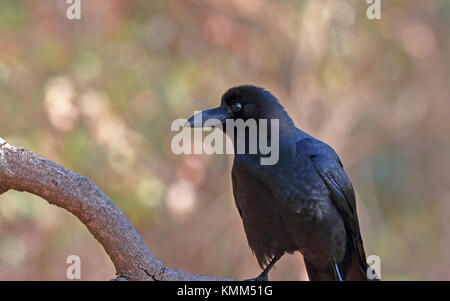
304;246;370;281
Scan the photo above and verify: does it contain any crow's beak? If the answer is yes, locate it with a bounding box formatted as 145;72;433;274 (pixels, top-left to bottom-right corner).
185;106;229;128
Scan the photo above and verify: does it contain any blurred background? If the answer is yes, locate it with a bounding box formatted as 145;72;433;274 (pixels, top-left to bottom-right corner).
0;0;449;280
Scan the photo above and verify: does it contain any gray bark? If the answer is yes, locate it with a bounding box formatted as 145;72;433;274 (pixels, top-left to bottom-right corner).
0;137;232;281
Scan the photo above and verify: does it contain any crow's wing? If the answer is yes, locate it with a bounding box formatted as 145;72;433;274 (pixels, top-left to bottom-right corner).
297;137;368;271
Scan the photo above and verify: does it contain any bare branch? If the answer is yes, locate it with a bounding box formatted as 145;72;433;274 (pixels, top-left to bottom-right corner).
0;137;233;281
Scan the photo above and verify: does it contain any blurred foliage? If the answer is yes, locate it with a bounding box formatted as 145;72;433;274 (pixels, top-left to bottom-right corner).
0;0;449;280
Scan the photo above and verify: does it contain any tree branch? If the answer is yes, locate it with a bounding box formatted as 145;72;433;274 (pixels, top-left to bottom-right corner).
0;137;233;281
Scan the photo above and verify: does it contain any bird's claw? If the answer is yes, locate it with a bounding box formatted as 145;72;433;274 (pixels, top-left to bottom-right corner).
244;273;269;281
332;258;343;281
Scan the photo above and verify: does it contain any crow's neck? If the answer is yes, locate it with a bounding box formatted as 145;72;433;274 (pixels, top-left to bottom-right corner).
228;115;297;158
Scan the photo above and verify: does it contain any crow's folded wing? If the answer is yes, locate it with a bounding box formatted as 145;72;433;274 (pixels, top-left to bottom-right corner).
297;138;367;269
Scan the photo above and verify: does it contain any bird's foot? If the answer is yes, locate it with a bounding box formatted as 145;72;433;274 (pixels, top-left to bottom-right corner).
244;254;283;281
244;272;269;281
332;258;343;281
336;271;343;281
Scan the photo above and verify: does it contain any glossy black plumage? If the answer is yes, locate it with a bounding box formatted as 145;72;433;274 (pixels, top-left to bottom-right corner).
187;85;369;281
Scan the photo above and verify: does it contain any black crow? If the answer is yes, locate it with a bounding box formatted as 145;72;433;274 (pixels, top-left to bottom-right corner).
186;85;370;281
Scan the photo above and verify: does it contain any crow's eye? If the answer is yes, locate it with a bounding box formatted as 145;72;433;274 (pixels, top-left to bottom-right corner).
231;103;242;112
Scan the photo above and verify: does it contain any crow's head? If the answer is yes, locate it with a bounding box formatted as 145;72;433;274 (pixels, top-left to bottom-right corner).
186;85;294;130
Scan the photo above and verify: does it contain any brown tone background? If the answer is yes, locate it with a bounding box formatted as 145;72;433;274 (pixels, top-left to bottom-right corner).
0;0;449;280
